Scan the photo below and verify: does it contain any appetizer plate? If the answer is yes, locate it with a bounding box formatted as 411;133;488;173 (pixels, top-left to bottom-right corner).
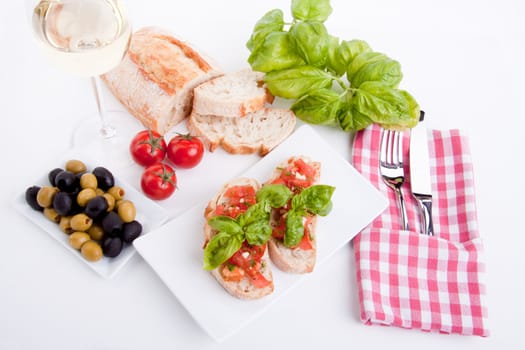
14;154;169;279
133;125;388;342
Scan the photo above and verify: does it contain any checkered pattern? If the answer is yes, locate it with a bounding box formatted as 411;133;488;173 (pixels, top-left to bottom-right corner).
352;124;489;336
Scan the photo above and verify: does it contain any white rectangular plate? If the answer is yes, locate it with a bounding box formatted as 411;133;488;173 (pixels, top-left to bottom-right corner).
133;125;388;342
13;154;169;279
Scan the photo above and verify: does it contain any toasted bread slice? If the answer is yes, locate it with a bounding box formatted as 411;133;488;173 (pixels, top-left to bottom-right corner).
266;156;321;274
204;178;274;300
187;108;296;156
193;68;274;118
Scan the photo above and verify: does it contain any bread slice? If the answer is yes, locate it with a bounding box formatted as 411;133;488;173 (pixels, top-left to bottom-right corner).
266;156;321;274
192;68;274;118
101;26;222;134
187;108;296;156
203;178;274;300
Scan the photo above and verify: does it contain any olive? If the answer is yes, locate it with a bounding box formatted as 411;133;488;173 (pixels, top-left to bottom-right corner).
52;191;73;216
36;186;58;208
102;193;115;212
92;167;114;191
48;168;63;186
84;196;109;219
43;207;61;223
95;188;105;196
65;159;87;174
79;173;97;190
69;232;91;250
117;200;136;223
81;240;103;262
76;188;97;207
70;213;93;232
101;211;123;237
25;186;43;211
88;224;105;241
122;220;142;243
107;186;125;200
59;216;73;234
55;171;78;193
102;236;123;258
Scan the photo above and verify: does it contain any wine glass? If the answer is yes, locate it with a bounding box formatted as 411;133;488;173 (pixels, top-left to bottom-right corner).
27;0;139;165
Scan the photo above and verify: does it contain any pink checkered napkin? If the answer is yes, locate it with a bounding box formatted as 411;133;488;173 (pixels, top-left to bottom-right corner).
351;124;489;336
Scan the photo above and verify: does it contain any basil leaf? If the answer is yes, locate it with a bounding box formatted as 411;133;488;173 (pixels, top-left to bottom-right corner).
379;90;420;129
347;52;387;81
291;184;335;215
289;21;329;67
238;201;270;228
246;9;285;52
291;0;333;22
326;35;344;76
264;66;333;99
291;88;341;125
248;32;305;73
244;220;272;246
351;58;403;89
256;184;293;208
328;39;372;76
207;216;242;236
336;101;373;131
203;231;243;270
284;209;305;247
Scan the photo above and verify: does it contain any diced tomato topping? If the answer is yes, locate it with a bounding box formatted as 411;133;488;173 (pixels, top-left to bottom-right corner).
214;185;257;218
271;215;286;239
275;159;316;192
297;215;314;250
226;242;270;288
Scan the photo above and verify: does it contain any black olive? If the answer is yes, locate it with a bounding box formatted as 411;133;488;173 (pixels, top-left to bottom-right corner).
84;196;109;219
48;168;63;187
55;171;78;193
122;220;142;243
92;167;114;191
101;211;123;237
102;236;123;258
25;186;43;211
52;191;73;216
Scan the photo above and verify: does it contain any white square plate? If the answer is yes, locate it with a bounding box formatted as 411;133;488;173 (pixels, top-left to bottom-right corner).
133;125;388;341
14;154;169;279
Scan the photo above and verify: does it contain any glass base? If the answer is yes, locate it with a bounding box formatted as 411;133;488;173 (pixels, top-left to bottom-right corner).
71;111;142;169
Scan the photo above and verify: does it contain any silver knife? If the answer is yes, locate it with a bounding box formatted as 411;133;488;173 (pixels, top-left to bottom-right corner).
409;111;434;236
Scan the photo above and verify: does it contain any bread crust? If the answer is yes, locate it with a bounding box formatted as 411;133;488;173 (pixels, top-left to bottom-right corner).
203;178;274;300
266;156;321;274
101;26;222;134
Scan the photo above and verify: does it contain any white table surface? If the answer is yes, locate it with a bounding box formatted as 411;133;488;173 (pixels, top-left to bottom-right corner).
2;0;524;349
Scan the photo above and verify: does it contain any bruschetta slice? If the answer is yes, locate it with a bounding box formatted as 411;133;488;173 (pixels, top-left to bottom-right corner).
203;178;274;300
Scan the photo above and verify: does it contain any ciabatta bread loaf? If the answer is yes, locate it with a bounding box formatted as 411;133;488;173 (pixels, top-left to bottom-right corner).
203;178;274;300
187;108;296;156
192;68;274;118
101;27;222;134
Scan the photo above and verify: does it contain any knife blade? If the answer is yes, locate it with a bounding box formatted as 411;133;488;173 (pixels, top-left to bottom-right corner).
409;111;434;236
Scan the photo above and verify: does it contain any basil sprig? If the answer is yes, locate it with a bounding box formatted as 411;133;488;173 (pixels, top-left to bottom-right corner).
284;185;335;247
246;0;420;131
203;184;293;270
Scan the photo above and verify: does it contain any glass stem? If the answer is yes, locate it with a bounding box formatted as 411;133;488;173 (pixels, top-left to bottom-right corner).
91;76;116;139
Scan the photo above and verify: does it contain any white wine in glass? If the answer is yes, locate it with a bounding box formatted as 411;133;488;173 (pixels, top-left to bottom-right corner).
29;0;138;159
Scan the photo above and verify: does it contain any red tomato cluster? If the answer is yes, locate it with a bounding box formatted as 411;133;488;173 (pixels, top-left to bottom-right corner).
129;130;204;200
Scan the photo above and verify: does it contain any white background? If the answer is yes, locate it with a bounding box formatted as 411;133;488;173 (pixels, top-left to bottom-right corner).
1;0;524;349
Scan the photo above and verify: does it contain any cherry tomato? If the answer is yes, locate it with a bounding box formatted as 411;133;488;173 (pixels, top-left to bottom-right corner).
140;163;177;200
166;133;204;169
130;130;167;167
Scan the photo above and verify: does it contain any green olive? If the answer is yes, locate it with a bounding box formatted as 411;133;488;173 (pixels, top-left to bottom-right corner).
80;240;103;262
43;207;61;223
102;193;116;212
69;232;91;250
59;216;73;234
95;188;105;196
117;200;136;223
108;186;125;200
65;159;87;174
88;224;104;241
70;213;93;232
79;173;97;190
36;186;58;208
76;188;97;207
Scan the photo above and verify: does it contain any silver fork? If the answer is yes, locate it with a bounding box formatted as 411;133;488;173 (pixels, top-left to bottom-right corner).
380;129;409;230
